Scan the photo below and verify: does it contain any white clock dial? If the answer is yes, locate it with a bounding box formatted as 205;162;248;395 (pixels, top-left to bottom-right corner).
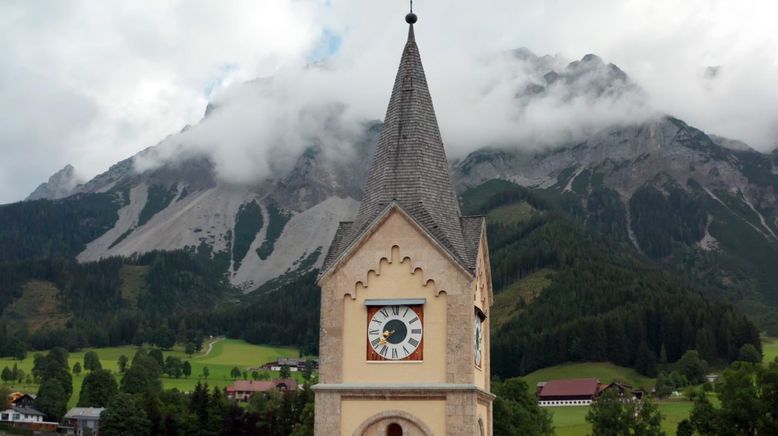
474;316;483;367
367;305;423;360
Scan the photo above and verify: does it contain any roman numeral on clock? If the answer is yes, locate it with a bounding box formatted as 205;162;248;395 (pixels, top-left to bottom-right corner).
408;338;419;347
391;306;400;315
371;338;381;348
391;348;398;359
368;329;379;335
379;308;389;317
380;346;388;356
411;329;421;334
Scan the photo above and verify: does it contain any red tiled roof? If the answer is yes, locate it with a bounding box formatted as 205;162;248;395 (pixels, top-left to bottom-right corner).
226;379;297;393
539;378;600;397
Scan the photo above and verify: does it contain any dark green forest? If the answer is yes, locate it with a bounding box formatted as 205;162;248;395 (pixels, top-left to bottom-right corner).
461;181;760;378
0;181;764;381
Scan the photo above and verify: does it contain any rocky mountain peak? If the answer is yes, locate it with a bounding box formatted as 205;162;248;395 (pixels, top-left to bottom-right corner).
26;164;84;201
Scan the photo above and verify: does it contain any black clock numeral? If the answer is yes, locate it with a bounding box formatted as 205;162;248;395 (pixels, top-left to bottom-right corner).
391;306;400;315
368;329;379;335
409;317;419;324
379;308;389;318
371;338;381;348
391;348;398;359
402;346;410;356
403;307;410;317
371;319;382;325
379;346;388;357
408;338;419;347
411;328;422;334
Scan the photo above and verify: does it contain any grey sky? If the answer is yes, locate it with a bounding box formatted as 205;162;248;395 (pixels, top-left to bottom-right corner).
1;0;777;203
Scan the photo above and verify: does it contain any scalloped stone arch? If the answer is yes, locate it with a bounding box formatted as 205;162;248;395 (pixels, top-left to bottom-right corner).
351;410;433;436
345;245;443;300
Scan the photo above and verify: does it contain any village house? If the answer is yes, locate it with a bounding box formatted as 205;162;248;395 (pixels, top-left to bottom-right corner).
0;404;58;432
226;379;298;401
7;392;35;407
63;407;104;436
598;381;644;401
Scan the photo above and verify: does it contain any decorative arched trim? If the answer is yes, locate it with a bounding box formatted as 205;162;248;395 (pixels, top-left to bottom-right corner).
345;245;442;299
352;410;433;436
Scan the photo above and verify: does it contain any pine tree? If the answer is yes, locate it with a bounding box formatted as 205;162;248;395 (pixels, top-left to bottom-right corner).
101;393;151;436
635;341;658;377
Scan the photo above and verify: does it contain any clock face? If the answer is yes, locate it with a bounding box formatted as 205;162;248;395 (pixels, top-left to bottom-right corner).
474;315;483;367
367;305;423;361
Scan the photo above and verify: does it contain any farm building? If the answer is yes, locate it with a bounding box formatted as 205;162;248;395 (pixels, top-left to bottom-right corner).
536;378;645;406
226;379;298;401
537;378;601;406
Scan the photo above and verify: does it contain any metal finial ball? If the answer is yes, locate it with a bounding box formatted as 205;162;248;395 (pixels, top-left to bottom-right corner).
405;13;417;24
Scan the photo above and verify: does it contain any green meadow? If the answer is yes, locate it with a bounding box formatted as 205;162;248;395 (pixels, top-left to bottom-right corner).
763;336;778;364
0;339;301;407
549;399;694;436
524;361;696;435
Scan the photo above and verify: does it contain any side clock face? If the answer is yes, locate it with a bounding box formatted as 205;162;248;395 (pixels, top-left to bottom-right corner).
474;316;483;368
367;305;423;361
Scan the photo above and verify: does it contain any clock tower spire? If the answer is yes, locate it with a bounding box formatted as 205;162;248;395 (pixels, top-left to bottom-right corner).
314;9;494;436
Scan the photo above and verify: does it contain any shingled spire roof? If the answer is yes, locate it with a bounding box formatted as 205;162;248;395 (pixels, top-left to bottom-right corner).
321;17;482;277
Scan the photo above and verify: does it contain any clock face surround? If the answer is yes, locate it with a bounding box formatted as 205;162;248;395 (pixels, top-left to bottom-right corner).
366;305;423;361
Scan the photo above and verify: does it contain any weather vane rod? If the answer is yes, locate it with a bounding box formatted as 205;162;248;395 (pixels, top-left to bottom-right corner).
410;0;413;13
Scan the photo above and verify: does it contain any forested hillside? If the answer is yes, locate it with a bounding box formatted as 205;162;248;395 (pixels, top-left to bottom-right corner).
0;179;762;381
0;248;321;357
461;180;761;378
0;193;124;262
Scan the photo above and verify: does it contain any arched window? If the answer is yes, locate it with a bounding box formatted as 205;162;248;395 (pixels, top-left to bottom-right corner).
387;423;403;436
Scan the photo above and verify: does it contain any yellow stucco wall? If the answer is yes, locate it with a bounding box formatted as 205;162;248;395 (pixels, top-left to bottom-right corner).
477;402;489;436
341;399;447;436
338;212;457;383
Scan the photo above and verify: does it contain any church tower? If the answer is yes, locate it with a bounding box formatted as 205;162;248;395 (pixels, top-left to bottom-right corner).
314;10;494;436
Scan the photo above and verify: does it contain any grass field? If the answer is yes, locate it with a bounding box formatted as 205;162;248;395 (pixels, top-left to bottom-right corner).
525;362;688;434
763;336;778;364
550;399;693;436
0;339;301;408
523;362;656;392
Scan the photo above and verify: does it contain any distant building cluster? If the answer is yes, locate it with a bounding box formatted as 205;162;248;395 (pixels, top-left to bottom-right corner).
259;357;319;372
536;378;644;407
226;379;298;401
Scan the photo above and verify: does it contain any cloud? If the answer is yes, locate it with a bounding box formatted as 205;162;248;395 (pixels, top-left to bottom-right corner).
1;0;777;202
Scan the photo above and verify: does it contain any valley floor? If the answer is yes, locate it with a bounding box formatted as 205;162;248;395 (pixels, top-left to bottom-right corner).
0;339;301;408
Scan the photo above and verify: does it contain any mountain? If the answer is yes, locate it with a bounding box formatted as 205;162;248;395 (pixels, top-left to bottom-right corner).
0;49;775;354
26;164;84;201
453;116;778;333
10;122;378;291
